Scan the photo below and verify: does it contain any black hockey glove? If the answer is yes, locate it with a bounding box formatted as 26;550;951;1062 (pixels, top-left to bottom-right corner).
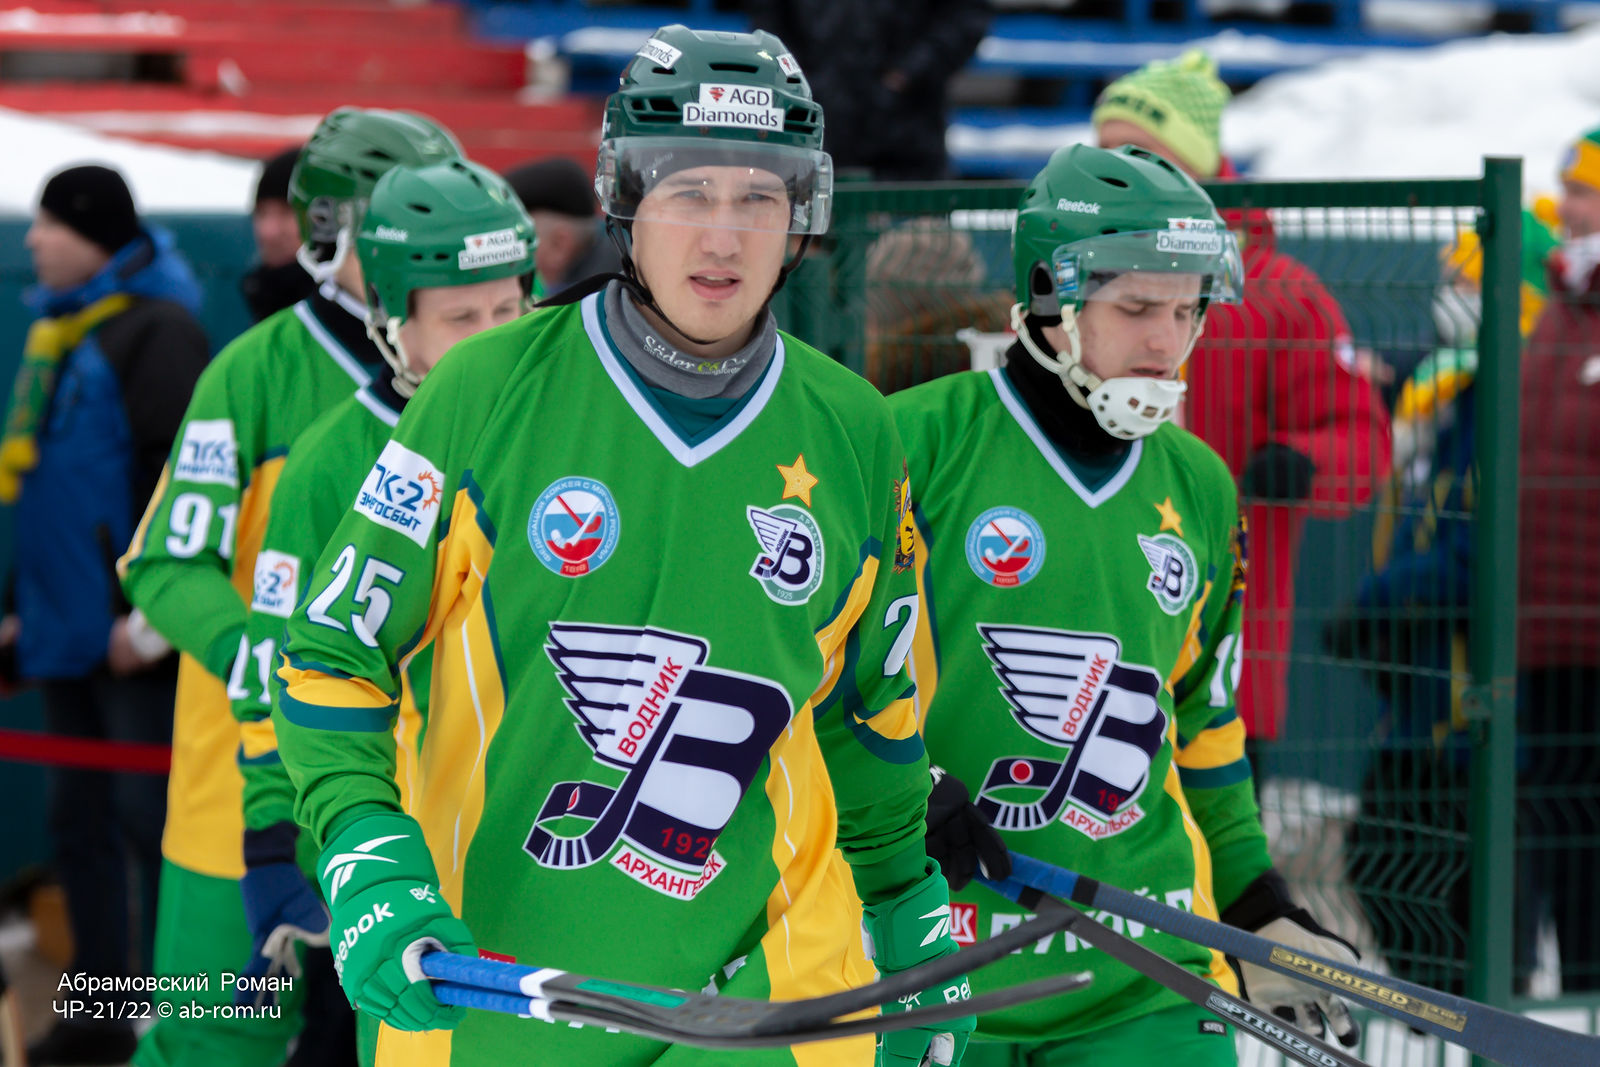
1240;442;1316;502
1221;868;1362;1048
924;766;1010;892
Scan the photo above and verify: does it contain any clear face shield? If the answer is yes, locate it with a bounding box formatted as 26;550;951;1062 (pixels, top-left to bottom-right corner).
1049;223;1244;311
596;136;833;237
1018;222;1245;439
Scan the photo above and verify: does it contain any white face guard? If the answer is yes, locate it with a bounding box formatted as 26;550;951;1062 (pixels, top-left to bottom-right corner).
295;226;352;289
366;314;422;398
1012;223;1244;440
1011;301;1198;440
295;196;364;289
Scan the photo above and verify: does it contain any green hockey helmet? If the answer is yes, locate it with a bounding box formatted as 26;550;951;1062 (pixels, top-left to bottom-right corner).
289;107;463;279
596;24;832;236
1010;145;1244;441
1012;143;1242;317
357;159;536;394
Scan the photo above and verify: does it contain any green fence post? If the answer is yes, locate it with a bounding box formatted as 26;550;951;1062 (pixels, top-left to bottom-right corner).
1465;156;1523;1050
829;195;870;376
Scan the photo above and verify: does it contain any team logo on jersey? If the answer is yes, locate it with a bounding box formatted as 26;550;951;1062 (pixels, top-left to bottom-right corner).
525;623;795;901
892;466;916;573
174;418;238;487
964;507;1045;587
1137;533;1198;615
354;441;444;548
974;625;1168;841
746;504;824;604
250;550;301;619
528;477;621;577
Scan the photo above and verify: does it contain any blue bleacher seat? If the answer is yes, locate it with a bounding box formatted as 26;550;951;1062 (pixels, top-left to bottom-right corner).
465;1;1564;177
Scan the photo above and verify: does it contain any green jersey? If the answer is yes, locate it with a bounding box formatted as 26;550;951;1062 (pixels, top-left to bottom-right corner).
891;367;1269;1044
119;289;386;878
273;293;930;1067
233;374;431;832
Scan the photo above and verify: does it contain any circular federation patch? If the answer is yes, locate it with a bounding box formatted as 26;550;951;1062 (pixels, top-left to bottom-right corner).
529;477;621;577
965;507;1046;587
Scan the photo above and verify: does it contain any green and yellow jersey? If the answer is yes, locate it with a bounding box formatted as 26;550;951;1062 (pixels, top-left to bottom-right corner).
233;373;430;831
274;293;931;1066
119;289;385;878
891;365;1269;1044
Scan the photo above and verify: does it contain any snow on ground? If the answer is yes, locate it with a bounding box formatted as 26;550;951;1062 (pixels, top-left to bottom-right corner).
949;21;1600;202
0;106;257;216
1226;21;1600;198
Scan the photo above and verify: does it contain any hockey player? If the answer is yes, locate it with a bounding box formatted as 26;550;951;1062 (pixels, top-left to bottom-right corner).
228;158;536;1055
117;108;461;1067
891;144;1360;1064
271;25;969;1067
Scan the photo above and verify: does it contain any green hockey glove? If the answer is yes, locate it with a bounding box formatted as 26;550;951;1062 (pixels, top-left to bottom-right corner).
862;860;974;1067
317;812;476;1031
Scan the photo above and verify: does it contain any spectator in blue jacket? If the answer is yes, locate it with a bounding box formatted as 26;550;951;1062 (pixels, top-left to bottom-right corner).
0;163;209;1066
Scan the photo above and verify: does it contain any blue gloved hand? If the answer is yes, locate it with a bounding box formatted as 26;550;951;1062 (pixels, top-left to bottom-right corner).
236;821;330;1007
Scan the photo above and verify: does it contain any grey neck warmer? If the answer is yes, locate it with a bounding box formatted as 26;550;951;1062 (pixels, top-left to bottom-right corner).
604;281;776;400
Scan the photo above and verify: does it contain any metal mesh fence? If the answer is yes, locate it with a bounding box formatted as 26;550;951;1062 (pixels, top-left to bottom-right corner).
778;164;1600;1052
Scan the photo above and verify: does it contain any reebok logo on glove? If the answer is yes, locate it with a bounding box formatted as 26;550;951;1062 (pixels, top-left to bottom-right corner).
322;833;408;903
332;901;393;977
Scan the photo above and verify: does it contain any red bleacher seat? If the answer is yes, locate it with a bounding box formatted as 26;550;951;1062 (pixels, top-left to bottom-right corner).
0;0;601;174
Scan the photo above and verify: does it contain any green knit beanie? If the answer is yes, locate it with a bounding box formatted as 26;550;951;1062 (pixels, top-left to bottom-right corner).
1092;50;1230;179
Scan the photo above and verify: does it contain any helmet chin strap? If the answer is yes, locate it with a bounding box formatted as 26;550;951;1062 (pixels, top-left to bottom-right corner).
367;315;421;398
296;225;355;289
1009;301;1205;441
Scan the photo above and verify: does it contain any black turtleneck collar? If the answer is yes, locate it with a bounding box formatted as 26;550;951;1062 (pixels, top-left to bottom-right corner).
365;368;409;416
1000;328;1130;463
307;286;385;372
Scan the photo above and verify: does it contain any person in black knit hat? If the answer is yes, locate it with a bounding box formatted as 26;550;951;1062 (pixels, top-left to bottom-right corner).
35;163;143;261
240;144;315;321
504;156;621;297
2;162;210;1065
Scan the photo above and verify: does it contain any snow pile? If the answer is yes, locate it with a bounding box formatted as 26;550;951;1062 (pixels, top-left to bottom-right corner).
0;107;257;216
950;23;1600;202
1225;21;1600;198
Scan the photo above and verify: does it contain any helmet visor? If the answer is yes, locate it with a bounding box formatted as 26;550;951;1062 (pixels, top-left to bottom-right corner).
598;136;832;236
1050;224;1244;307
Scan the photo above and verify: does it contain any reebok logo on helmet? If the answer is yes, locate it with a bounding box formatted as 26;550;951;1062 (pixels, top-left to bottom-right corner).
1056;199;1101;215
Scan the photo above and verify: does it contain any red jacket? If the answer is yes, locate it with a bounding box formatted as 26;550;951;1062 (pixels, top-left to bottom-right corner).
1518;254;1600;669
1184;188;1393;740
